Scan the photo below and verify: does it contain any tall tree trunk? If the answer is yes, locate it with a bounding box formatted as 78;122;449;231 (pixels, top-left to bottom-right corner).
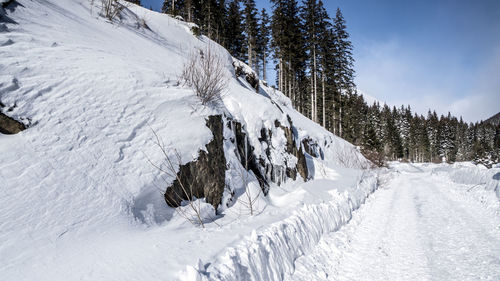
262;52;267;81
310;76;314;120
322;71;326;127
288;63;293;105
284;65;287;97
248;41;253;69
333;90;336;135
339;92;342;137
313;45;317;123
186;0;192;22
279;58;283;92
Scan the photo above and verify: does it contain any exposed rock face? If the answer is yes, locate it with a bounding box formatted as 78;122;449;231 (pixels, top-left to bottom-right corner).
0;112;25;134
233;61;259;92
164;115;226;210
230;114;312;194
302;138;324;159
231;120;270;194
275;117;309;181
163;112;320;211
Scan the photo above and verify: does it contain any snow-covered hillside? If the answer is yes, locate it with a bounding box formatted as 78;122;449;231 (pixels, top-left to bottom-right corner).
0;1;374;280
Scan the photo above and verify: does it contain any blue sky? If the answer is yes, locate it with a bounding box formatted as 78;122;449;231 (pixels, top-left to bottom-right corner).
141;0;500;122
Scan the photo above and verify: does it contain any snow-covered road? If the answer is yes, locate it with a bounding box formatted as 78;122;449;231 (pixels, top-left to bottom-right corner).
289;165;500;281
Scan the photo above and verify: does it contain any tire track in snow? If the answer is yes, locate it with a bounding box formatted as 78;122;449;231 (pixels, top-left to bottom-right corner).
288;166;500;281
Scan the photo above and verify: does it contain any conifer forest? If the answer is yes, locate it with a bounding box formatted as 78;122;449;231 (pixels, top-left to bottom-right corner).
148;0;499;166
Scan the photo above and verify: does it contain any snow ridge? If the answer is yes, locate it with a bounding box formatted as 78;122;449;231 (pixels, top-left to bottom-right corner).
430;163;500;212
181;172;379;281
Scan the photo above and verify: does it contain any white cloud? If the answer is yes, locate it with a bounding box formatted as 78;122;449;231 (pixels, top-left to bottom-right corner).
355;39;500;122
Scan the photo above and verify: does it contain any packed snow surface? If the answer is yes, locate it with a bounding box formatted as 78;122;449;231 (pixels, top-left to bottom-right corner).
289;163;500;281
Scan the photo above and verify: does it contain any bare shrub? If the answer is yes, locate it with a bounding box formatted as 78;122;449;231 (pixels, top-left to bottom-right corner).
90;0;126;21
147;129;206;228
181;44;228;106
361;148;386;168
234;149;261;216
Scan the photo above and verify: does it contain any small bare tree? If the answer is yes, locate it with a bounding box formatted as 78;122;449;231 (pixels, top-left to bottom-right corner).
102;0;125;20
181;44;228;106
233;137;261;216
234;165;260;216
147;129;206;228
90;0;126;21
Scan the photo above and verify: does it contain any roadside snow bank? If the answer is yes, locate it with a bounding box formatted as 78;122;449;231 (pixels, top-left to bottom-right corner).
181;171;380;281
430;162;500;211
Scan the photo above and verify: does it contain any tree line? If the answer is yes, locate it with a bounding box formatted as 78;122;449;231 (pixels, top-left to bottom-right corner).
156;0;499;166
340;95;500;166
160;0;354;133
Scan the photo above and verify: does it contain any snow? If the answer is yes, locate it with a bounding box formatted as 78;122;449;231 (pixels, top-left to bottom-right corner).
440;162;500;202
0;1;373;281
289;163;500;281
185;171;379;280
2;1;497;280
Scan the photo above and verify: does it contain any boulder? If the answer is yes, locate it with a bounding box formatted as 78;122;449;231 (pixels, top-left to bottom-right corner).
164;115;226;210
0;112;25;134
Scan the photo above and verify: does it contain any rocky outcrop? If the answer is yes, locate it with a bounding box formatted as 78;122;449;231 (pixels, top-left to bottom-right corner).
229;114;312;194
163;113;321;211
231;120;270;194
0;112;25;134
302;138;324;159
233;61;259;92
275;117;309;181
164;115;226;210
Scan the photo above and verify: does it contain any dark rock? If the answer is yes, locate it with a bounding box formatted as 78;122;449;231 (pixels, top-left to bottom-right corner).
226;114;314;197
301;138;323;159
1;0;23;24
0;112;25;134
164;115;226;210
233;62;259;92
233;120;270;194
296;146;308;180
277;116;309;180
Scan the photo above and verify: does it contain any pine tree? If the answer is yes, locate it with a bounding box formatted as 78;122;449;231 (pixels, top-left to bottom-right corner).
427;110;440;162
200;0;219;39
163;0;181;15
494;124;500;162
332;8;355;137
455;117;469;161
213;0;228;45
226;0;246;61
301;0;330;124
243;0;259;69
270;0;307;113
256;8;270;80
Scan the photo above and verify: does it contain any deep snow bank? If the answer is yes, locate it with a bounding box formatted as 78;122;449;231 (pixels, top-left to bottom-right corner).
181;171;379;281
447;163;500;199
420;163;500;213
389;162;499;212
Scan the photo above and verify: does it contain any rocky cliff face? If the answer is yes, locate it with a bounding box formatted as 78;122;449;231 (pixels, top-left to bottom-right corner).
164;115;226;210
164;112;322;211
162;45;329;212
